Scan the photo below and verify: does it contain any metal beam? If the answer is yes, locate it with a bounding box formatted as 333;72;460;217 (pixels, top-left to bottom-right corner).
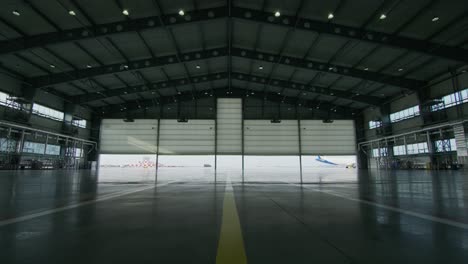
72;71;383;105
1;6;466;63
231;47;426;89
0;6;226;55
28;46;424;90
231;7;468;63
28;47;227;87
98;87;357;117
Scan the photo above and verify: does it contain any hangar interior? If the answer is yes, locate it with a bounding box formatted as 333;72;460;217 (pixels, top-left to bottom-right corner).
0;0;467;263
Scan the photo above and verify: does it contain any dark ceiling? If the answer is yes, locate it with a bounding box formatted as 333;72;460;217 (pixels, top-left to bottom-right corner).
0;0;467;117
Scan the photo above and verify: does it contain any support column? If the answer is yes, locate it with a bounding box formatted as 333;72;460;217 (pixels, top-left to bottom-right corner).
155;118;161;182
297;118;303;184
355;113;368;169
214;97;218;182
242;98;245;183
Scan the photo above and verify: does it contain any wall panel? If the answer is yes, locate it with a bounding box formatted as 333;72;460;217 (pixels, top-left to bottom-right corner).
244;120;299;155
301;120;356;155
100;119;158;154
159;120;215;154
217;98;242;154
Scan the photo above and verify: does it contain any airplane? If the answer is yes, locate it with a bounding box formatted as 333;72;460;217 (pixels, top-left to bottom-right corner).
315;155;356;168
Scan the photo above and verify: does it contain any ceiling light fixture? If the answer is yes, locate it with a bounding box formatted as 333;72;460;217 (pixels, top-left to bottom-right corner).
179;9;185;16
49;64;56;68
196;65;201;69
68;10;76;16
364;67;369;71
398;68;403;72
432;16;439;22
327;13;334;19
86;64;92;68
379;13;387;20
122;9;129;16
274;11;281;17
12;10;20;16
258;65;263;70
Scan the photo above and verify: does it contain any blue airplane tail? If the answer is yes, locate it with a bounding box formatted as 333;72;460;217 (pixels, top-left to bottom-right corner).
315;155;339;166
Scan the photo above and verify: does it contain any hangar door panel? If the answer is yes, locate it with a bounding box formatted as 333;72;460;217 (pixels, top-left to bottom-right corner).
159;120;215;154
300;120;356;155
244;120;299;155
217;98;242;154
100;119;158;154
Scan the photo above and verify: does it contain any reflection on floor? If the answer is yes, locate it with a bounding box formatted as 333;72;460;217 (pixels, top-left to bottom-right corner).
0;169;467;263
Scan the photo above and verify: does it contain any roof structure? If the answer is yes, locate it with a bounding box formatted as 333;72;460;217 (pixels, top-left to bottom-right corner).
0;0;467;118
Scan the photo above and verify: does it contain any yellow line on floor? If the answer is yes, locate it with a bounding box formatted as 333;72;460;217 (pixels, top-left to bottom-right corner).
216;178;247;264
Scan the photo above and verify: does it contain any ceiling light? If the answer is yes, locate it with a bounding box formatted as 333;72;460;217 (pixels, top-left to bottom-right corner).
196;65;201;69
122;9;129;16
258;65;263;70
432;16;439;22
327;13;334;19
12;10;20;16
179;9;185;16
364;67;369;71
398;68;403;72
379;14;387;20
86;64;92;68
49;64;56;68
68;10;76;16
123;64;129;69
274;11;281;17
333;109;337;112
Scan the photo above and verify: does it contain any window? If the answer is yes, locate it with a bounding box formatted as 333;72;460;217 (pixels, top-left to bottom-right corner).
369;120;383;129
0;91;20;109
0;138;17;152
431;88;468;111
406;142;429;155
32;103;64;121
372;147;388;157
435;138;457;152
45;144;61;155
393;145;406;156
390;105;420;123
75;148;82;157
72;119;87;128
23;141;45;154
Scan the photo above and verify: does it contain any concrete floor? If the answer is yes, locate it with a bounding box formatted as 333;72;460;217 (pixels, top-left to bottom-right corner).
0;169;468;263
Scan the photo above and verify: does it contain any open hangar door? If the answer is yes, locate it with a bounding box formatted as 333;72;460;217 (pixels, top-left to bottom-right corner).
98;100;357;183
99;119;216;183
